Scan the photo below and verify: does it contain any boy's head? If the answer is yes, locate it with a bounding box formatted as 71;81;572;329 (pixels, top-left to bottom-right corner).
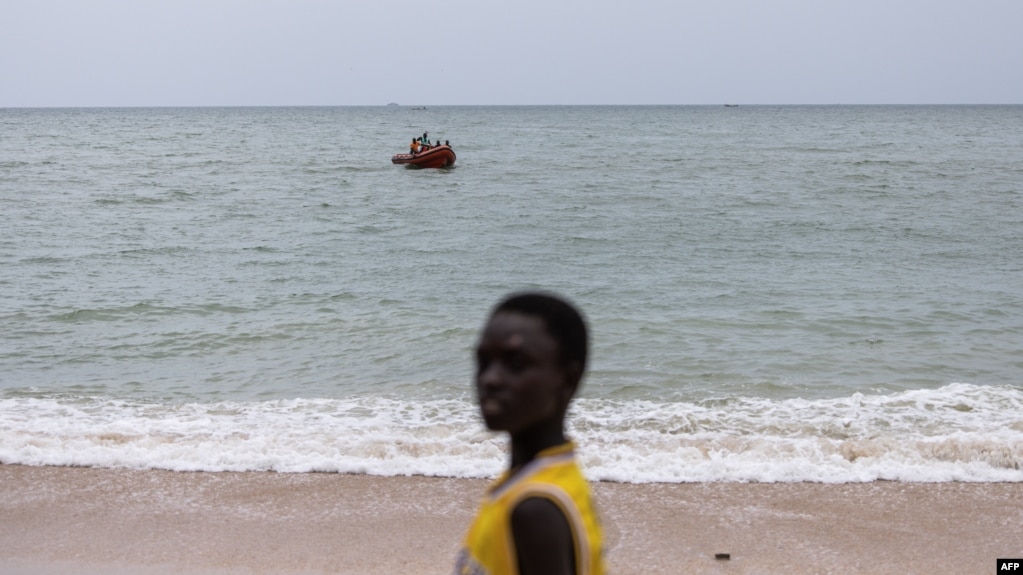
475;292;588;435
491;292;588;373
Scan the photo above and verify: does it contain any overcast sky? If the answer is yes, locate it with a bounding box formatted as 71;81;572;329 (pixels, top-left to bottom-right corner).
2;0;1021;107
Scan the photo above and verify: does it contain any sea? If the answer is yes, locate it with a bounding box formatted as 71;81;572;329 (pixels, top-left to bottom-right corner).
2;105;1022;483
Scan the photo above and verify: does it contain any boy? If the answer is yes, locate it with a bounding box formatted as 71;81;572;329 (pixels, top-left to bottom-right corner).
455;292;606;575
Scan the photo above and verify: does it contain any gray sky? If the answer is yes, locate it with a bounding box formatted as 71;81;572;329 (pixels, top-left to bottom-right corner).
2;0;1021;106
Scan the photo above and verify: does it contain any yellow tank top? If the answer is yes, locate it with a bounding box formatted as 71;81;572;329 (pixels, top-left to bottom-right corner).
454;442;606;575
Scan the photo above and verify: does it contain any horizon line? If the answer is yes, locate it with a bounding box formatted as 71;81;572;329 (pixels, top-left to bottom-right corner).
3;102;1021;109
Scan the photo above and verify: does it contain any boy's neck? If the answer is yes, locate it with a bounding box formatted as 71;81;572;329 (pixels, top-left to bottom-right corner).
509;421;567;471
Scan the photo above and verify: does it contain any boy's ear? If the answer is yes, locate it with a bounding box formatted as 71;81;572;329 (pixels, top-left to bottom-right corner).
560;361;583;404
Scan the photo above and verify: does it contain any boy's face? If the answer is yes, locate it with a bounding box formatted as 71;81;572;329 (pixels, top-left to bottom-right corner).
474;311;567;435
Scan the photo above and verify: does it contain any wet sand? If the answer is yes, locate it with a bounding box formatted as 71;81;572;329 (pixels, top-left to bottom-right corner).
1;464;1020;574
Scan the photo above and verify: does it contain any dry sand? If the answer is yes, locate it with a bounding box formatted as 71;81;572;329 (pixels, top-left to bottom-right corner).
1;464;1020;574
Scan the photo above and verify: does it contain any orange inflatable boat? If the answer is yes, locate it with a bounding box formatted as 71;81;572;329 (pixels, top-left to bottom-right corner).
391;145;456;168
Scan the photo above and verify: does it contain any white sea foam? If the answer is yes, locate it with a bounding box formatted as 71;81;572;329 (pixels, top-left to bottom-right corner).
2;383;1021;483
574;382;1023;482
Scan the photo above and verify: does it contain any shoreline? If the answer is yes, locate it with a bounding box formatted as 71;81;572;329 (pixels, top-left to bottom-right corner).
1;464;1020;574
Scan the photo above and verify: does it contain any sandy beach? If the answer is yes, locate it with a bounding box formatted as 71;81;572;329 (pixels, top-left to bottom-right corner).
1;464;1019;574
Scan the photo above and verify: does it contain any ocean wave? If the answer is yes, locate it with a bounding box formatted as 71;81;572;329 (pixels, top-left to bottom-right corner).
1;383;1021;483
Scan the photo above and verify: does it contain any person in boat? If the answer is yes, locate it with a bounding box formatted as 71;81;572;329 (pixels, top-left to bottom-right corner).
455;292;606;575
421;132;431;149
409;137;420;156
